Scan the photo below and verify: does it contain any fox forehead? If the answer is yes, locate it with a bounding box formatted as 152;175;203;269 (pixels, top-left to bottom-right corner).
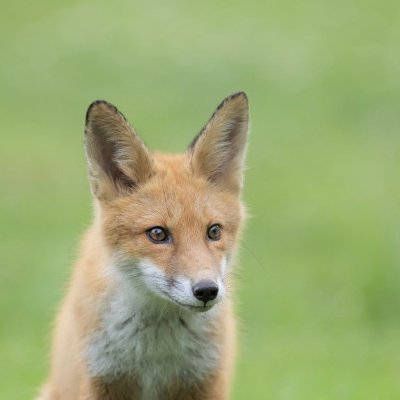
101;152;243;256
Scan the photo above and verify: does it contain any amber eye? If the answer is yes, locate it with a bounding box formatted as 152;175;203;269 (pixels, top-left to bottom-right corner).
146;226;170;244
207;224;221;241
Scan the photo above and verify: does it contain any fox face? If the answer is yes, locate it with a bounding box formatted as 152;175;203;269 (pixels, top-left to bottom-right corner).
85;93;248;313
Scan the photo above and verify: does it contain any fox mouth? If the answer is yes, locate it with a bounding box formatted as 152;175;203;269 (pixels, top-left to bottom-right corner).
158;289;215;313
172;299;214;313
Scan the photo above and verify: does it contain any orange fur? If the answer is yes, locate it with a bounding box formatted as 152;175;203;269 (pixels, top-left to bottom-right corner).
37;92;249;400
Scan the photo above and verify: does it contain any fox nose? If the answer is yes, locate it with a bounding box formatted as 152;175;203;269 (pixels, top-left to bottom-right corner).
192;280;219;303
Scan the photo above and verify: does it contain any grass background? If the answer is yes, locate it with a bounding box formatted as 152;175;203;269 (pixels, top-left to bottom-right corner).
1;1;400;398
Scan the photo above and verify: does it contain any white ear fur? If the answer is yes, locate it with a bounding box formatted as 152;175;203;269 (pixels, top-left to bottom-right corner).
84;100;154;201
189;92;249;192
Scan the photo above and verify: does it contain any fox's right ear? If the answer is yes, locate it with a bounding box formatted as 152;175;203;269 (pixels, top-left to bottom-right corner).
84;101;154;201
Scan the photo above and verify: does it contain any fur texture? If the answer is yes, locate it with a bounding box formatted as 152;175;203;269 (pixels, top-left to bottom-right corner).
36;92;249;400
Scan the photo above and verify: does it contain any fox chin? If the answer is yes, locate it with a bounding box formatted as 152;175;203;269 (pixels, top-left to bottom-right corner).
36;92;249;400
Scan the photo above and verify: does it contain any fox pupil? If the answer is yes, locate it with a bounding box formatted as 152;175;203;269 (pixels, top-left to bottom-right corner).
207;224;221;241
147;227;169;243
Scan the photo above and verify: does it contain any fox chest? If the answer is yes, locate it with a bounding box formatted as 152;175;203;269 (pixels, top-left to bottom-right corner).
85;296;220;397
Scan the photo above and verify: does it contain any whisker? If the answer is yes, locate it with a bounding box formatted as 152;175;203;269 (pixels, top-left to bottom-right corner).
241;242;264;270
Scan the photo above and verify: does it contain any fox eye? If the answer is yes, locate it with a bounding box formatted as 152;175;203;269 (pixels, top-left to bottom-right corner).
146;226;170;244
207;224;221;241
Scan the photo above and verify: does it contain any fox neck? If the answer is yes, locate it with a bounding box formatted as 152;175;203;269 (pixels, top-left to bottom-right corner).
85;253;223;388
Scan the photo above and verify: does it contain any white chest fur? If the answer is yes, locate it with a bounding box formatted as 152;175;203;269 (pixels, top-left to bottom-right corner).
85;282;221;398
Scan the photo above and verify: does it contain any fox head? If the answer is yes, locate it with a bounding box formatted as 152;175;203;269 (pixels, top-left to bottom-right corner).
84;93;249;313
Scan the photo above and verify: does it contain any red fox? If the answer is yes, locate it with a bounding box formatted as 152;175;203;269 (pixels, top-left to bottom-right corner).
37;92;249;400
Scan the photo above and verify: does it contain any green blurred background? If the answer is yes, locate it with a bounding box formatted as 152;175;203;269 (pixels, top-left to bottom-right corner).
1;1;400;398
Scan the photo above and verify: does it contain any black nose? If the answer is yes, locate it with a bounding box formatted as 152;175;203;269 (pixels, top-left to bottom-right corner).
192;280;219;303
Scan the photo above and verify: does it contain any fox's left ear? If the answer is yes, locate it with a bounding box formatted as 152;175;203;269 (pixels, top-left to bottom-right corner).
188;92;249;193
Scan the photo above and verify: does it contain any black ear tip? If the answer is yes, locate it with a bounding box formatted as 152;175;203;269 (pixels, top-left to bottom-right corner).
232;91;247;98
85;100;119;126
218;92;248;112
228;91;248;102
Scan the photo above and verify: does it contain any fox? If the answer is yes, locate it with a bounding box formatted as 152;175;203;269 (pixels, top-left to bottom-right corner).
36;92;249;400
